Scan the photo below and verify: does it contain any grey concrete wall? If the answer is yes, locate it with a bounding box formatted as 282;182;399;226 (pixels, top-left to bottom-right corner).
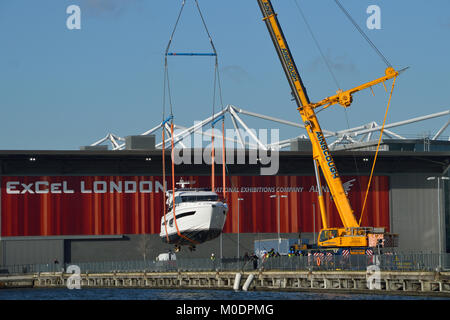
69;235;151;263
68;233;305;263
0;232;311;265
2;239;64;265
390;173;442;252
0;241;4;266
445;177;450;253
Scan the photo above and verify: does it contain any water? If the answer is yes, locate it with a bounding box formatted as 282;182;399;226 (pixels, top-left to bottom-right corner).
0;288;447;300
1;288;445;319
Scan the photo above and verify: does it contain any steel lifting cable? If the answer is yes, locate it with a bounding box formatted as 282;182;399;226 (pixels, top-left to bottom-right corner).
161;0;198;246
210;64;227;200
206;23;227;200
195;0;220;195
293;0;364;203
161;45;173;244
211;57;218;194
211;62;216;193
221;119;226;199
194;0;227;200
160;1;184;244
170;121;199;245
334;0;392;68
359;75;397;226
210;51;227;200
293;0;340;89
162;116;199;246
161;0;227;245
331;0;397;225
212;37;227;201
161;129;169;243
211;128;216;192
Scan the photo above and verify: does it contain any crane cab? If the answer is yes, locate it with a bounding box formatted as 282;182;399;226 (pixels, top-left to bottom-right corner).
318;227;369;248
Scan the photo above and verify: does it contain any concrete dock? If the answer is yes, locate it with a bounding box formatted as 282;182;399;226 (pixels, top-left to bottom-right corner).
1;270;449;296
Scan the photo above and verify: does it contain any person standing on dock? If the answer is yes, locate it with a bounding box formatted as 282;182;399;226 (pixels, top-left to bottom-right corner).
251;253;259;270
210;253;216;269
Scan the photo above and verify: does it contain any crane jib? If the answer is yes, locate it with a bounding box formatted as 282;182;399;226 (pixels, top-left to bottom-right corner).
316;131;339;179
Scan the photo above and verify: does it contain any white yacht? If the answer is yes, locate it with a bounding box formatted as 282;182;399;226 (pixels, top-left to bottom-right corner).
159;180;228;250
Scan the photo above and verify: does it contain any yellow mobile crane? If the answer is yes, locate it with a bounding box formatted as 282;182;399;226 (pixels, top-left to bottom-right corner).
257;0;398;250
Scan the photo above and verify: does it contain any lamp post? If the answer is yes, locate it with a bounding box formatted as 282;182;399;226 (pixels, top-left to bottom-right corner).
312;203;316;245
237;198;244;259
270;194;288;252
427;176;449;270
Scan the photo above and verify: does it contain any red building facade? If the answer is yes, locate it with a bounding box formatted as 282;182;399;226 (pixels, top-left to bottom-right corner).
1;175;390;237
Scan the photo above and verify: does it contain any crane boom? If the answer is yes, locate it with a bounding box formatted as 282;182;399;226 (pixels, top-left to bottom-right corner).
257;0;358;228
257;0;399;248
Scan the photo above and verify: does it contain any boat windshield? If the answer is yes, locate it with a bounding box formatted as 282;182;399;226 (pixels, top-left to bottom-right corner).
181;195;218;202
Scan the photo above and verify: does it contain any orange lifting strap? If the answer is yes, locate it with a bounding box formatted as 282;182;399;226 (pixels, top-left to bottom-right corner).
161;0;227;245
160;118;198;246
210;118;227;200
222;120;226;200
162;129;169;243
359;76;397;225
211;129;215;192
170;122;198;245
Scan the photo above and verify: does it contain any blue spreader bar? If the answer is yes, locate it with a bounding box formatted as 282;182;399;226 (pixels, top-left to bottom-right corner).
212;115;224;126
162;115;174;125
167;52;217;56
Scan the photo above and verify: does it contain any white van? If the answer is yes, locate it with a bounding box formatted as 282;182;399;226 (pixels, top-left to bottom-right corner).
156;252;176;261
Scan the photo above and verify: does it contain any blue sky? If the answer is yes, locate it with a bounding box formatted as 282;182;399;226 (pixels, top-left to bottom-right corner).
0;0;449;149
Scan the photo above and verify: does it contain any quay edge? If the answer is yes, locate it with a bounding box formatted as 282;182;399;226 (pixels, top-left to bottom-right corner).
1;270;449;297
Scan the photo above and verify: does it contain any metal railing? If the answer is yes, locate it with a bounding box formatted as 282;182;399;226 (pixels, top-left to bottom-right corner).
1;253;449;275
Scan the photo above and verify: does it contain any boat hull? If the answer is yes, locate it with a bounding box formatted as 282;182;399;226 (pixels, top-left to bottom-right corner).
160;202;228;245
